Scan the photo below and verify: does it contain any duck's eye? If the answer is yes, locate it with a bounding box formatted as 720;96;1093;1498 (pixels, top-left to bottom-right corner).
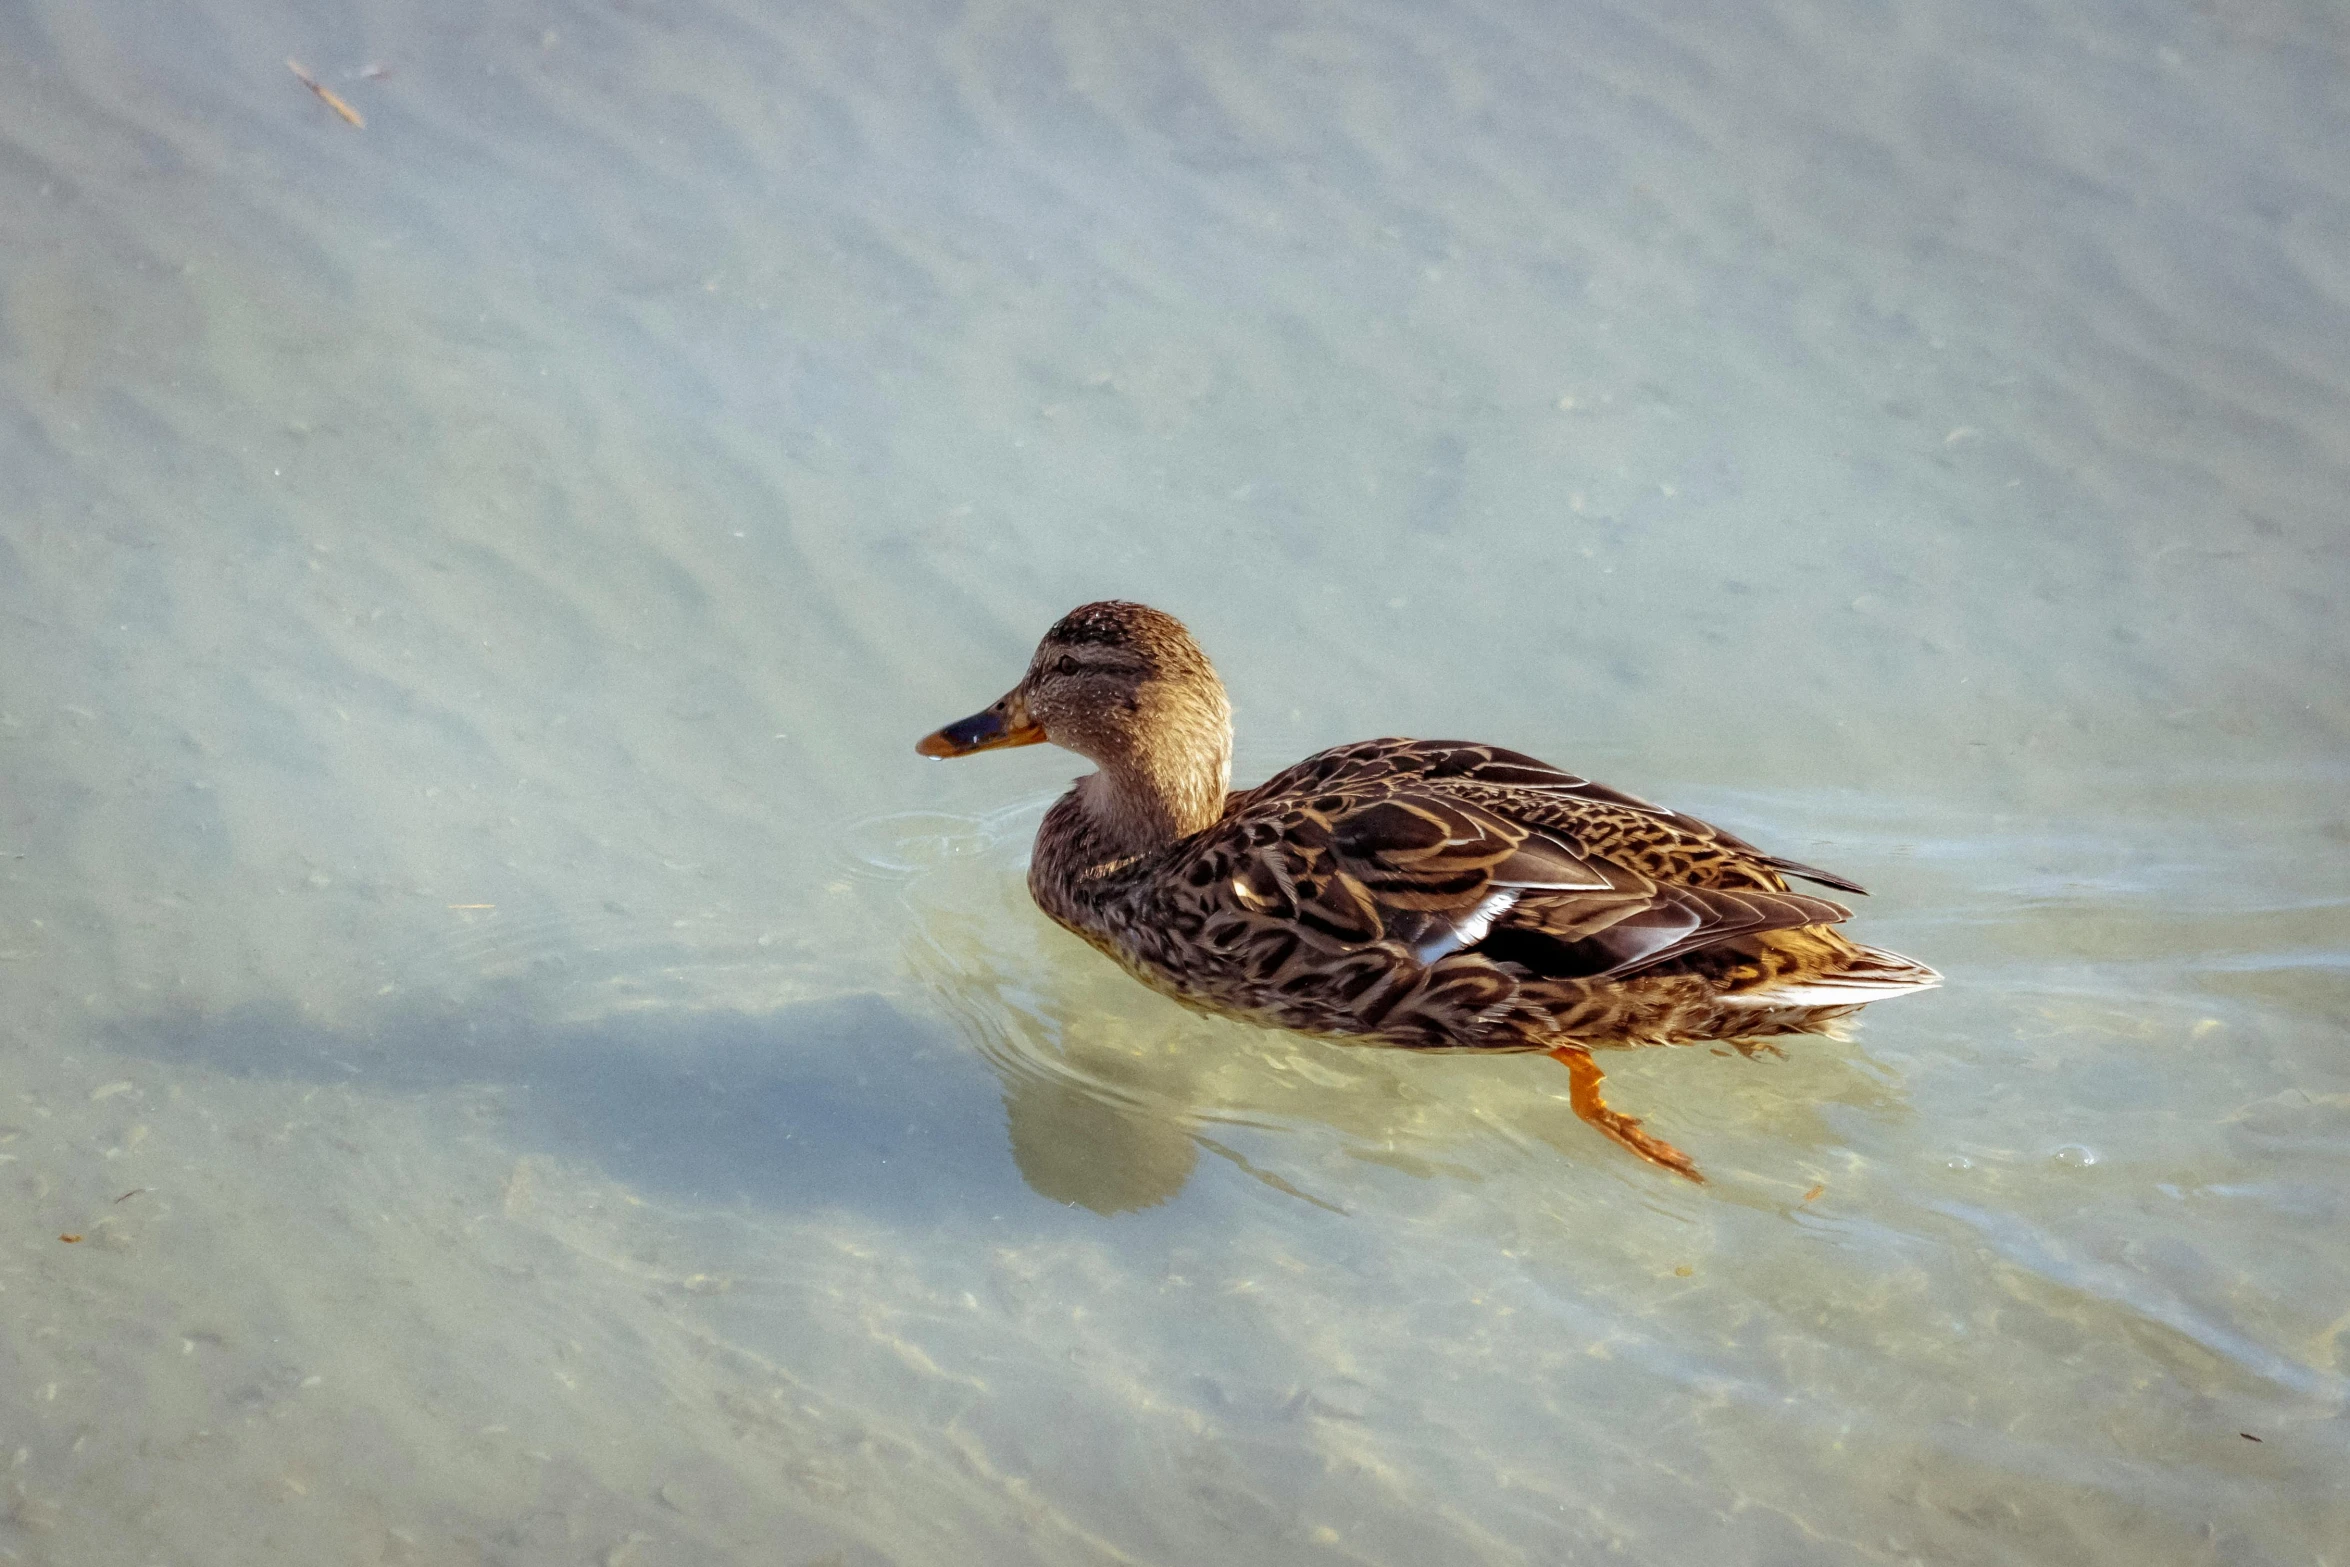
1054;655;1081;677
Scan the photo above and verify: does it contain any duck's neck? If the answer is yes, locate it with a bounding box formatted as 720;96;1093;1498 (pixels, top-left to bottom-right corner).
1074;743;1230;859
1035;727;1232;899
1028;674;1235;920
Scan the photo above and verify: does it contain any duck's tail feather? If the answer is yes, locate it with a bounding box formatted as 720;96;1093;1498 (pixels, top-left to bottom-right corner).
1760;854;1870;896
1722;943;1941;1008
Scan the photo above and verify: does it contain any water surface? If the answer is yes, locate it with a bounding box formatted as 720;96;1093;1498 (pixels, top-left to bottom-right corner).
4;0;2347;1561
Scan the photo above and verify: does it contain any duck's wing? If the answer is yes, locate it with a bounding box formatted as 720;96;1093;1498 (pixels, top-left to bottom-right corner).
1211;782;1850;981
1240;738;1868;896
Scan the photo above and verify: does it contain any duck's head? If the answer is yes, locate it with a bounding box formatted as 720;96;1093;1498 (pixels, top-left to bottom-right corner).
918;602;1233;833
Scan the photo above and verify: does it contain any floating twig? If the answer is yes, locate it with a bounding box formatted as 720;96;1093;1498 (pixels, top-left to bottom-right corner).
287;58;365;128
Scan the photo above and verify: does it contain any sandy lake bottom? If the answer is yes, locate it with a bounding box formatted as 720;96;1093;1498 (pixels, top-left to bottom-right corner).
3;0;2348;1561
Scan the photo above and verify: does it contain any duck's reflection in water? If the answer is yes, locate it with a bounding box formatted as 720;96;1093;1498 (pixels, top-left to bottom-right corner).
912;896;1205;1214
1001;1068;1199;1214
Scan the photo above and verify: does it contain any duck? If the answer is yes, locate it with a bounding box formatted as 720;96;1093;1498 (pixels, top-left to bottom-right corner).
916;601;1938;1181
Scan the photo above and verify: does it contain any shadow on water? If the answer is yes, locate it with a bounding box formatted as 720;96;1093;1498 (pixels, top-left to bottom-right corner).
103;978;1213;1220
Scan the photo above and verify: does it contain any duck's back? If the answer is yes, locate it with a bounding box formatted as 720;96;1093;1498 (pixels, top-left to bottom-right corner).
1232;738;1867;894
1047;737;1937;1050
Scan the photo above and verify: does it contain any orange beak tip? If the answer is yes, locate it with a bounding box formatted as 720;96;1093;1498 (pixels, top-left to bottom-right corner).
917;705;1045;759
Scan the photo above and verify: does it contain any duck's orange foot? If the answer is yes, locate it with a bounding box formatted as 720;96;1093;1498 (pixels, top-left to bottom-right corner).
1548;1045;1706;1184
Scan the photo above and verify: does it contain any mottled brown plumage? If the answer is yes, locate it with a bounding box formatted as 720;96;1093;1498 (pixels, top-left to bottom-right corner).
918;601;1939;1181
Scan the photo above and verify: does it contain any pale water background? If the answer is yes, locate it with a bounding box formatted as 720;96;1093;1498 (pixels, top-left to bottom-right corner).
3;0;2347;1561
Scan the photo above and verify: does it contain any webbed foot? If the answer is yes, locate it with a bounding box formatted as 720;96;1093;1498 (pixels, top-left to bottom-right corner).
1548;1045;1706;1184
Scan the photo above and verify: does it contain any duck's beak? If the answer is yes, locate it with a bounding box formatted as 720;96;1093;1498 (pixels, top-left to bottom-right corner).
916;691;1046;758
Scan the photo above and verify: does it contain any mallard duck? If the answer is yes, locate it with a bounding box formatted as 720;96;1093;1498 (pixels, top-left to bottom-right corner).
917;601;1938;1181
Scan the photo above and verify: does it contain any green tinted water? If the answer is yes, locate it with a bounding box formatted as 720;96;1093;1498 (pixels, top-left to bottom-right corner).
3;0;2345;1560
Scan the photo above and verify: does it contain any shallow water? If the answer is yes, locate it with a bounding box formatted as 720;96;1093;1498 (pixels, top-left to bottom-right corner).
4;0;2347;1560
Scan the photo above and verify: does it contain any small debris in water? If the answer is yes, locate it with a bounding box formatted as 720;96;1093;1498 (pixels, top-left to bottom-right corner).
59;1234;82;1243
287;59;365;128
114;1188;147;1204
1802;1183;1825;1203
2240;1432;2262;1442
